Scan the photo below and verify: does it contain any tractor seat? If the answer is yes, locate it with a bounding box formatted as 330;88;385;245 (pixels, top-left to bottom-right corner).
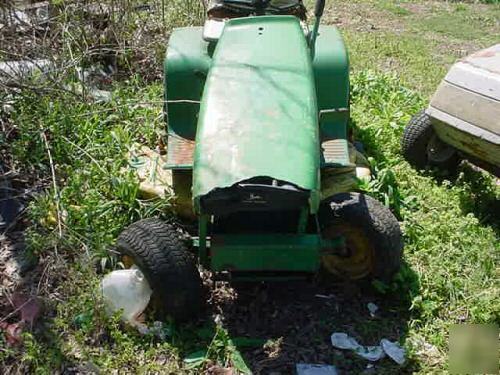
207;0;306;19
204;0;307;42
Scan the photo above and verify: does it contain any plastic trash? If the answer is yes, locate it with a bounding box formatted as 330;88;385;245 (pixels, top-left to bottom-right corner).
315;294;335;299
409;335;440;365
331;333;385;361
101;267;152;328
331;332;406;365
381;339;406;365
0;59;53;82
296;363;338;375
367;302;378;317
331;332;362;350
356;346;386;362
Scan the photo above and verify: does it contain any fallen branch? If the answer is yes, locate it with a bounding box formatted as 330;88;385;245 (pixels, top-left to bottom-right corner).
39;129;63;246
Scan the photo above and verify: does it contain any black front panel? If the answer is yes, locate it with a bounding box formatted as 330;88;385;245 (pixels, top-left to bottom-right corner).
200;177;309;216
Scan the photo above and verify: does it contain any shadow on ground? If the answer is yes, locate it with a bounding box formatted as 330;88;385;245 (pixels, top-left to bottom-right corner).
455;163;499;235
416;161;499;236
207;268;420;374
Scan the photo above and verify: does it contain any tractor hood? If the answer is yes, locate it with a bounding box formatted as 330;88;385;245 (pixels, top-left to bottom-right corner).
193;16;320;214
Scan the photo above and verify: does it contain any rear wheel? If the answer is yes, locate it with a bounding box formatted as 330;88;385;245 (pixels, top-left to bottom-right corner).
318;193;403;282
402;110;459;171
116;218;203;321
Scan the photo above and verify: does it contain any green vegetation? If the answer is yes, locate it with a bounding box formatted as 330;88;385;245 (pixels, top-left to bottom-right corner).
331;0;500;96
377;1;412;16
352;67;499;333
1;0;498;373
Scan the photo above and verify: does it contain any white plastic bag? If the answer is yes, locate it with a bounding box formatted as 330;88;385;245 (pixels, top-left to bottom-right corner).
381;339;406;365
101;267;152;327
331;332;406;365
296;363;338;375
331;332;385;361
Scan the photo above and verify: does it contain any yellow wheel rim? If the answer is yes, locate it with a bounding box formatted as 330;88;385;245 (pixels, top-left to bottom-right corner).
122;255;135;268
322;224;374;280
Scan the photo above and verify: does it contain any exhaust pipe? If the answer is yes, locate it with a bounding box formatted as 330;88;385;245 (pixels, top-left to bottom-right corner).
309;0;326;58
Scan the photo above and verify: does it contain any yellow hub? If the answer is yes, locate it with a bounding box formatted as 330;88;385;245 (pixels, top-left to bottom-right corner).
122;255;135;268
321;224;374;279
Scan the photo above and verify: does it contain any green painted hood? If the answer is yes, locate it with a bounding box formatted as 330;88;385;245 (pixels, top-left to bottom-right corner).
193;16;320;212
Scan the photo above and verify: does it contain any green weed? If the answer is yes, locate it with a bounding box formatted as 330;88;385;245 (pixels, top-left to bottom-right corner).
350;69;499;357
420;12;497;41
183;325;252;373
377;1;411;16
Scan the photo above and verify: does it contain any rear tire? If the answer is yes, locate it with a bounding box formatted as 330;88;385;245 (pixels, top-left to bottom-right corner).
318;193;403;282
402;110;459;171
116;218;202;321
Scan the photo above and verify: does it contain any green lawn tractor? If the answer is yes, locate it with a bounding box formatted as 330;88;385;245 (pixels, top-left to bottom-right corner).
116;0;403;321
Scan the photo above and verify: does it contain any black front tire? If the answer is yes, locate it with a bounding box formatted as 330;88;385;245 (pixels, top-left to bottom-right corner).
402;110;459;171
318;193;403;282
116;218;203;321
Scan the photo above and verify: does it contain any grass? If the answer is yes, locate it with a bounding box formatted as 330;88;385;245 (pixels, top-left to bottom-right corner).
377;1;412;16
18;81;169;260
419;3;500;42
1;0;499;373
345;31;449;97
331;0;500;96
351;70;499;327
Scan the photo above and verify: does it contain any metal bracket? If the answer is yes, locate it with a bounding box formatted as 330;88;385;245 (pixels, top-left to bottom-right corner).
319;107;350;119
320;236;349;257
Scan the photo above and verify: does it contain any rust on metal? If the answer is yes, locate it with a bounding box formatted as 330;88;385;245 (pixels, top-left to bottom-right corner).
463;44;500;75
166;135;196;167
470;49;496;58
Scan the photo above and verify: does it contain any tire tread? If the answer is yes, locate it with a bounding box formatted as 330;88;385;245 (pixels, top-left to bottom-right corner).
319;193;403;282
401;110;433;169
116;218;202;321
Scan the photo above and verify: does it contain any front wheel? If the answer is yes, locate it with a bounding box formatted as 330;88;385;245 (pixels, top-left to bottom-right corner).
116;218;203;321
401;110;459;171
318;193;403;282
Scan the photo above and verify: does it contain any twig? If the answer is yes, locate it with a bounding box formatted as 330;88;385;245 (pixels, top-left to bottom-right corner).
61;135;107;174
0;298;32;324
72;99;199;118
0;206;26;235
40;129;63;248
36;258;52;295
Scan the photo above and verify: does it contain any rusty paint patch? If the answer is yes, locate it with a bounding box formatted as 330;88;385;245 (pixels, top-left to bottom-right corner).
166;135;195;167
458;138;488;159
462;44;500;75
470;50;496;58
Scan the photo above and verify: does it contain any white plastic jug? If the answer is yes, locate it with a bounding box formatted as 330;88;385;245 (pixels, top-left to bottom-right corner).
101;267;152;327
